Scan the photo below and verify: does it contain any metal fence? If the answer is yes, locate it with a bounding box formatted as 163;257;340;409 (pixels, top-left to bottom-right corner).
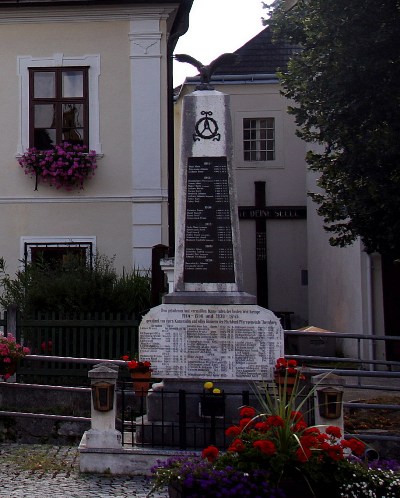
1;328;399;451
12;311;138;385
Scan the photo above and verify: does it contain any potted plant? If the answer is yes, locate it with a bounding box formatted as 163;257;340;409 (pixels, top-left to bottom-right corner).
122;355;152;397
18;142;97;191
0;333;30;380
273;357;304;395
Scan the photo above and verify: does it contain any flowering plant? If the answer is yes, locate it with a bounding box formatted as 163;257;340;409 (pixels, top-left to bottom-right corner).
151;366;397;497
121;355;152;373
150;455;284;497
0;333;30;380
274;357;304;378
18;142;97;191
203;381;221;395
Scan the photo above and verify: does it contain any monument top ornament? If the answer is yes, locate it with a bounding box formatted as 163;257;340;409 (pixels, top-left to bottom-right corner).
174;53;238;90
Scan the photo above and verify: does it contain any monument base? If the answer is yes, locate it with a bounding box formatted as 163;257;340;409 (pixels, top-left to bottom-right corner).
135;379;261;449
163;291;256;305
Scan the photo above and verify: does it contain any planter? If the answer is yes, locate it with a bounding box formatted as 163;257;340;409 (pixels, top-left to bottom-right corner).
130;370;151;397
274;374;296;394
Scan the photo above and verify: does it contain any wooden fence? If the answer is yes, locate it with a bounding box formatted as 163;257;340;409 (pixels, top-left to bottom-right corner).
1;310;139;385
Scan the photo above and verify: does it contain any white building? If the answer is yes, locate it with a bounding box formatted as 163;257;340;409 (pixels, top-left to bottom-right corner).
0;0;192;278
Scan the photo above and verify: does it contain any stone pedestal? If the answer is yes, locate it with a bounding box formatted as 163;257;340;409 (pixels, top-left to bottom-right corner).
82;363;122;449
312;373;345;435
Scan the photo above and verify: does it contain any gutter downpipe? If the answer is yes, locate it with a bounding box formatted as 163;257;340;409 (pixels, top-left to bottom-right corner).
166;0;193;258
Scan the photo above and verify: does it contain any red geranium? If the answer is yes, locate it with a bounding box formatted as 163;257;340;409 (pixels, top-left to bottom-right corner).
122;355;152;372
239;406;256;419
202;445;219;462
228;439;245;453
253;439;276;456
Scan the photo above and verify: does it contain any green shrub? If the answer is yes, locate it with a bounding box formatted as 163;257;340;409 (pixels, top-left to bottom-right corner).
0;254;151;316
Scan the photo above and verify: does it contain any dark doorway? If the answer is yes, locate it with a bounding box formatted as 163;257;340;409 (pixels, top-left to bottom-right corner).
382;255;400;361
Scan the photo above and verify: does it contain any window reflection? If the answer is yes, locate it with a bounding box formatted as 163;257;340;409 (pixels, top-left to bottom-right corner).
34;72;55;98
62;71;83;98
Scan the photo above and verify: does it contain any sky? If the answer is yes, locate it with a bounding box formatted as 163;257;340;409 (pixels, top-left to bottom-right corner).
173;0;268;86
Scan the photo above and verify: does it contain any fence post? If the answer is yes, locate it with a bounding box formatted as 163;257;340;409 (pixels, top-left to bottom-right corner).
6;305;18;336
178;389;187;449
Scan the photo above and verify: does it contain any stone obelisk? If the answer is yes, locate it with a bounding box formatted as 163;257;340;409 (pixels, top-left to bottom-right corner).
135;57;284;446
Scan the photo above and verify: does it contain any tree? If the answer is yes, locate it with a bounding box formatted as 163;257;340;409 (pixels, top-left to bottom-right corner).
265;0;400;257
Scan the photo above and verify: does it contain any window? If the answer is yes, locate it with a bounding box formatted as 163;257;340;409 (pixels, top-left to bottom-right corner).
18;54;101;155
22;237;96;270
243;118;275;161
29;67;89;150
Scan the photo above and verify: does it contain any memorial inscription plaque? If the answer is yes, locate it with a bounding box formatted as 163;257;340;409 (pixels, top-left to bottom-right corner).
184;156;235;284
139;304;284;380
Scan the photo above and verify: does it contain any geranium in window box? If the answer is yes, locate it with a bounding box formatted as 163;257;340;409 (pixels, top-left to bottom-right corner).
18;142;97;191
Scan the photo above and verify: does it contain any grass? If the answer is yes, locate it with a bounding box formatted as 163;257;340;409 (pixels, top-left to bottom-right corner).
4;445;78;473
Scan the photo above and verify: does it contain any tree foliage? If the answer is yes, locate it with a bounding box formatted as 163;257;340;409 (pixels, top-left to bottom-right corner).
266;0;400;256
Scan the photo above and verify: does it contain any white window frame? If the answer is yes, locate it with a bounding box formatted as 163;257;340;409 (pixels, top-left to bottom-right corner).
17;53;101;155
21;236;97;268
235;111;284;169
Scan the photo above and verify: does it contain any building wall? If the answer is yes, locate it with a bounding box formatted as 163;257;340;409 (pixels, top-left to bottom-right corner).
0;5;175;277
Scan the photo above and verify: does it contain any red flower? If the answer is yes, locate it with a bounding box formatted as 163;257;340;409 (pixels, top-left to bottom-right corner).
296;446;312;462
300;434;319;449
228;439;245;453
293;420;307;432
326;444;344;461
239;406;256;419
201;445;219;462
290;411;303;422
266;415;284;427
225;425;241;437
239;417;253;429
253;439;276;456
254;421;270;432
345;438;366;456
121;355;129;361
303;427;321;436
325;426;342;439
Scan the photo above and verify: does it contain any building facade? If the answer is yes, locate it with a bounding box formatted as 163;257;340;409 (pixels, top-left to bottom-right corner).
0;0;192;280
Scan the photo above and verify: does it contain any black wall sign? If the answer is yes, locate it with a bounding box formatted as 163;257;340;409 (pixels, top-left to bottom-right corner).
184;156;235;283
238;206;307;220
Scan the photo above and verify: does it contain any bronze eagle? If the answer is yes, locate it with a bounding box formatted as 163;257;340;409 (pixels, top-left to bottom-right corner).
174;53;238;90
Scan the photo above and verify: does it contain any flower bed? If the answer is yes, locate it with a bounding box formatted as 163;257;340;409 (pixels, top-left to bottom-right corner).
149;359;400;497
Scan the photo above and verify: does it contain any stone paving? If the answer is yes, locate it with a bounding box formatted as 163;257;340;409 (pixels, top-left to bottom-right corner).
0;444;168;498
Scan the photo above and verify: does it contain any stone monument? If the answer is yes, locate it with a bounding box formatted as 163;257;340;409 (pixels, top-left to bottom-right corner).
137;55;284;447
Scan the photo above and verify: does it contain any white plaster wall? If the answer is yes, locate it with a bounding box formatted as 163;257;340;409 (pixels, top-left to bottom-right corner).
0;5;174;276
306;168;372;357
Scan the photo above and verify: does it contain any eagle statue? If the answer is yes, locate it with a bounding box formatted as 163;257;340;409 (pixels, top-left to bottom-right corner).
174;52;238;90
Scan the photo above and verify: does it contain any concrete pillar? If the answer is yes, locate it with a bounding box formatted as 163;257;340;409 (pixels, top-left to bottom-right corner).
83;363;122;449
